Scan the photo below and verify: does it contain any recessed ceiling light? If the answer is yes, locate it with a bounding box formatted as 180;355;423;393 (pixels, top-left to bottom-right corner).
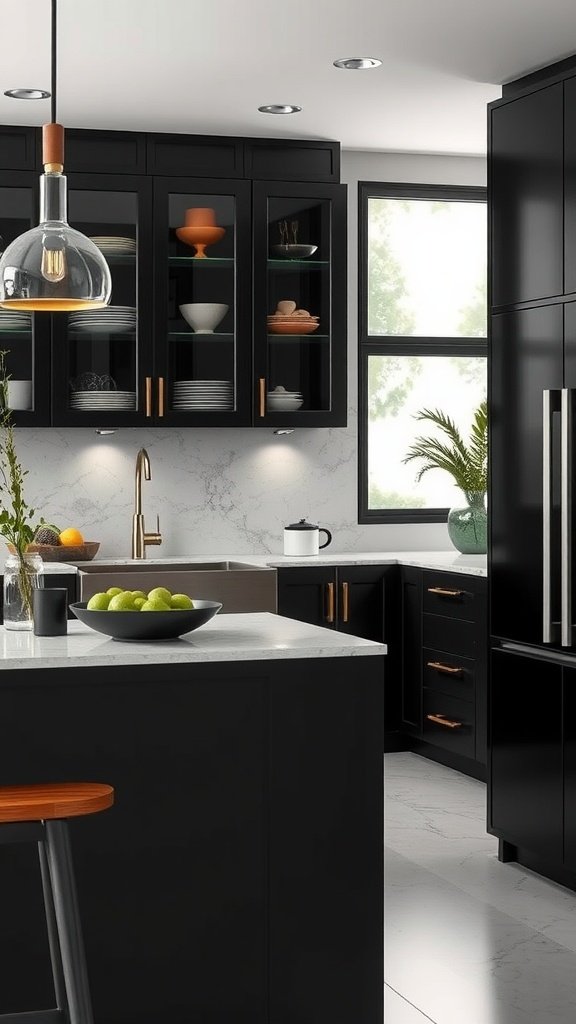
333;57;382;70
4;88;50;100
258;104;302;115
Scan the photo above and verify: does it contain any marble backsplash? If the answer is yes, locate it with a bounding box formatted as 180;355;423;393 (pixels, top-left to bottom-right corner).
14;420;449;558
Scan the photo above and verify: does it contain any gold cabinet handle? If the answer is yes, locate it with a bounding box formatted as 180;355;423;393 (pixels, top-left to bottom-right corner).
326;582;335;623
341;581;350;623
259;377;266;418
427;586;465;598
158;377;165;418
426;714;463;729
145;377;152;417
426;660;464;677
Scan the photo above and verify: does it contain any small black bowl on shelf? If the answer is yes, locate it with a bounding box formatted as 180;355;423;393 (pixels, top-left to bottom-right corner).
270;244;318;259
70;600;222;642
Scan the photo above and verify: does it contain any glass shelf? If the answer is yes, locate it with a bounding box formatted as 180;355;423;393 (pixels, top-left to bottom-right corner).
267;333;329;339
68;331;136;338
267;259;329;267
169;332;234;340
0;328;32;334
168;256;234;265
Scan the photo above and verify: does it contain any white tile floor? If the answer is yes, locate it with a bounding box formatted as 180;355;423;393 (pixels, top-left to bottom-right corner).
384;752;576;1023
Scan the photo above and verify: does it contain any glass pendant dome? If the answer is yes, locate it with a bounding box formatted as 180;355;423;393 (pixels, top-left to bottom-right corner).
0;171;111;311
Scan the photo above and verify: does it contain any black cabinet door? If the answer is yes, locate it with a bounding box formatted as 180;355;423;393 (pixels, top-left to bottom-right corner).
152;176;252;426
490;648;563;862
336;565;385;640
276;567;336;629
490;84;564;306
51;172;153;427
269;658;383;1024
563;667;576;870
252;180;347;427
564;78;576;295
490;304;563;644
400;566;422;735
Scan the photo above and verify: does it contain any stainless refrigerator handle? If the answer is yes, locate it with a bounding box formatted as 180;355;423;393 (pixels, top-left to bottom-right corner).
561;389;574;647
543;389;553;643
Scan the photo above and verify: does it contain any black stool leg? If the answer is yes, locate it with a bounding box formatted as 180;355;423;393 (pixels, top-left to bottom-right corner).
38;838;68;1017
44;820;94;1024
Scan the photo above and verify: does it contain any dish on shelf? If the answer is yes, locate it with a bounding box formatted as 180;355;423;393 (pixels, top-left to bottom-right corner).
175;225;226;259
69;306;137;334
70;599;222;642
7;541;100;563
267;385;303;411
0;310;31;331
89;236;137;255
70;391;136;410
172;379;234;410
179;302;229;333
267;321;319;335
270;244;318;259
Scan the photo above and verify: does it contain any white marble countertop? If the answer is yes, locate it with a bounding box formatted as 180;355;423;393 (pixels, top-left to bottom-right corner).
65;550;487;577
0;613;386;671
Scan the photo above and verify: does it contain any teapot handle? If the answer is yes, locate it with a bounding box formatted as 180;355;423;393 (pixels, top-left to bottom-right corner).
319;528;332;549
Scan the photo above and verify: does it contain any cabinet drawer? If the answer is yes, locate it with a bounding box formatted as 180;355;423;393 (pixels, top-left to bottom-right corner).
423;612;477;658
423;689;475;759
423;573;483;621
423;648;475;700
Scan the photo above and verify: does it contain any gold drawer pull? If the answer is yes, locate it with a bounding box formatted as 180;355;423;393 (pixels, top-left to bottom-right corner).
341;581;349;623
326;582;335;624
426;660;464;676
259;377;266;418
158;377;165;418
426;713;463;729
427;586;464;598
145;376;152;417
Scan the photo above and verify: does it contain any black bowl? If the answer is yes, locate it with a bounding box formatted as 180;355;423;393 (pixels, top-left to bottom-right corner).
70;600;222;642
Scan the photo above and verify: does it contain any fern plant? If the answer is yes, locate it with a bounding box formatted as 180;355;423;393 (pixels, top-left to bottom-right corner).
402;400;488;503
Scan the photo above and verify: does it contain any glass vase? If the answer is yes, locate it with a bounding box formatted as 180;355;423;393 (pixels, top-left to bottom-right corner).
447;492;487;555
3;553;44;630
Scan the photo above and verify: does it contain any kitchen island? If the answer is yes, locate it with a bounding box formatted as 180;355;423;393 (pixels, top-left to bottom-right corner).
0;615;385;1024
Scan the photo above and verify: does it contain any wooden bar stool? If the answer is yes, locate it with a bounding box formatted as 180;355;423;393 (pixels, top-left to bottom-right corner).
0;782;114;1024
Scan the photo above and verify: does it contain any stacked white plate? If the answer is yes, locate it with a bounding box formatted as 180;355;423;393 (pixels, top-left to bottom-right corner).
70;390;136;411
89;236;137;256
68;306;137;334
0;310;31;332
172;380;234;411
267;387;303;412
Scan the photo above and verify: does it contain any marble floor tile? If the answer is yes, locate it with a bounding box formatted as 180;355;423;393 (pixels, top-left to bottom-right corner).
384;752;576;1023
384;983;437;1022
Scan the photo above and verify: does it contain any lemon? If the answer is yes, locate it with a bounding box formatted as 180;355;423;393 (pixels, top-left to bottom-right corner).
106;587;124;598
131;591;147;601
133;597;146;610
147;587;172;605
87;592;111;611
108;592;137;611
141;598;170;611
171;594;194;610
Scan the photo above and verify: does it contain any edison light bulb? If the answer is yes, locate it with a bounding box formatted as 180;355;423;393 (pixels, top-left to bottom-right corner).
40;240;67;283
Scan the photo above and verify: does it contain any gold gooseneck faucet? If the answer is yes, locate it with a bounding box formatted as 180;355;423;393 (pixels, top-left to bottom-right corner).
132;448;162;559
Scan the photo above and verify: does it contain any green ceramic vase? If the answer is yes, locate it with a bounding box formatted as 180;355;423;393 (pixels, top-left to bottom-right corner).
447;492;487;554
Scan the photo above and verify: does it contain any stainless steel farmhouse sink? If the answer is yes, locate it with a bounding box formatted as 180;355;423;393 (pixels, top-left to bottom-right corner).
76;561;277;613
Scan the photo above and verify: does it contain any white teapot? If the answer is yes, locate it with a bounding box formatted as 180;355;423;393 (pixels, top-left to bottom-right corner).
283;518;333;557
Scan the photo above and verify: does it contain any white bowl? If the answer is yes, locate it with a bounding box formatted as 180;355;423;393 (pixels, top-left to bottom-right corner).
179;303;229;333
267;397;303;411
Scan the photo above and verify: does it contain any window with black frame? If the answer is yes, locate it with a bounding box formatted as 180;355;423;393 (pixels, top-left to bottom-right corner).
358;182;487;524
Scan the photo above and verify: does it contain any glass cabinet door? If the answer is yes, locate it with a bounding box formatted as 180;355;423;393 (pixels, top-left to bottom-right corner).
253;181;347;427
51;174;152;427
153;177;251;425
0;173;50;426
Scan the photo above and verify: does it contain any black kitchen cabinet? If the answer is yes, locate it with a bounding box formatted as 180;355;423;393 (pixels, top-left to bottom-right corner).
276;566;337;628
0;123;346;429
0;171;51;427
401;567;487;778
276;565;387;638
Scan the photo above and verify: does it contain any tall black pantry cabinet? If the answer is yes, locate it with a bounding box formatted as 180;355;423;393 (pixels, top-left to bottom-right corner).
489;59;576;886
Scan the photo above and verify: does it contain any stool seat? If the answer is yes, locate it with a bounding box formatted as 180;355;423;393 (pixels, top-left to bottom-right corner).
0;782;114;822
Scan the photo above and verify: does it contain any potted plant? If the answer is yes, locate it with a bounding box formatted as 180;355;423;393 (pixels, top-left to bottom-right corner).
0;356;46;628
402;400;488;554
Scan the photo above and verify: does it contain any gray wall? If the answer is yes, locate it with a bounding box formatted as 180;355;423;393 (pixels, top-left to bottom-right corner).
15;151;486;558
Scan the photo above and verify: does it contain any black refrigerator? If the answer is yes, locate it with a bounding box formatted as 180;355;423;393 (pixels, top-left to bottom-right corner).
488;68;576;886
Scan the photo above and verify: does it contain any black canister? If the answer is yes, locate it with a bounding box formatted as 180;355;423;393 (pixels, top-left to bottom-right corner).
33;588;68;636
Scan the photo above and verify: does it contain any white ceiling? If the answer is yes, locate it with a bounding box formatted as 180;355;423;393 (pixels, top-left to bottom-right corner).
1;0;576;156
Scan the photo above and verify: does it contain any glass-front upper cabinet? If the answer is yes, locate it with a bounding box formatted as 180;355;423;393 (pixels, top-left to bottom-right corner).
51;174;152;427
153;177;251;425
0;173;50;425
253;181;347;427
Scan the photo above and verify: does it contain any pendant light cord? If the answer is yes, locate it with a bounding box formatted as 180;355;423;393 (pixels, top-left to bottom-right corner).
51;0;57;123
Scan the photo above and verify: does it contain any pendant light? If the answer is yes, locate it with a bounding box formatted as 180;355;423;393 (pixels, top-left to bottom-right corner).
0;0;111;311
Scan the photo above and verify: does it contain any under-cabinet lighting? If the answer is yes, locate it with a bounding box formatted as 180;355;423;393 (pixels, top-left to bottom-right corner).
4;88;51;100
274;429;295;436
258;104;302;114
333;57;382;70
95;429;116;435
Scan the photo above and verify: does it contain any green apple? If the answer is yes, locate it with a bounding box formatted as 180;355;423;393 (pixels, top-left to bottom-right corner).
108;592;138;611
141;598;171;612
147;586;172;605
87;592;111;611
131;590;147;601
170;594;194;610
133;596;146;610
106;586;124;598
